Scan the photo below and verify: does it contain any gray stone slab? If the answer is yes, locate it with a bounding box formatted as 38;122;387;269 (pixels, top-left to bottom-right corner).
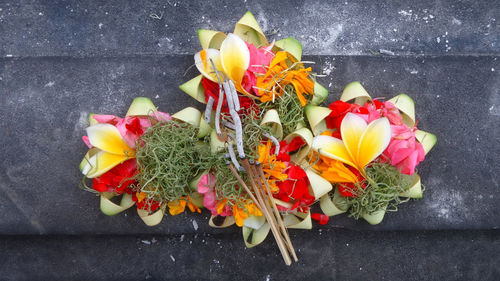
1;54;498;234
1;0;498;57
0;230;498;280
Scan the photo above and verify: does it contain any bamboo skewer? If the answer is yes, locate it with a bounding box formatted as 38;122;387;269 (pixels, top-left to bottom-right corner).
247;162;286;246
255;163;298;262
227;162;263;212
240;158;292;266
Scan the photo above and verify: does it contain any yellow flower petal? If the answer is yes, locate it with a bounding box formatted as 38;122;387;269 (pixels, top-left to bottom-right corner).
194;48;223;82
312;135;356;168
86;124;133;156
341;113;367;163
83;151;129;178
357;117;392;169
220;33;250;83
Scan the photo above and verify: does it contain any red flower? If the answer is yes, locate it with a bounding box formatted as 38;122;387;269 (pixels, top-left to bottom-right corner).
92;159;137;194
275;137;306;162
325;100;358;130
286;137;306;152
337;166;367;197
275;165;315;211
132;193;161;212
125;117;144;136
201;78;259;115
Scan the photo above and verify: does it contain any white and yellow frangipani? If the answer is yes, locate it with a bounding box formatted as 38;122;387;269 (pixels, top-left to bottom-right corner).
312;113;392;177
194;48;224;83
80;123;135;178
219;33;250;84
194;33;250;85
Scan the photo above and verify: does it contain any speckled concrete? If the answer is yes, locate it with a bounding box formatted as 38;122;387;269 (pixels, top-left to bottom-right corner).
0;0;498;57
1;230;499;280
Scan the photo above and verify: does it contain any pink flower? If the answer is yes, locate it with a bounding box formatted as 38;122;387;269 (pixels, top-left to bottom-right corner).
381;101;403;125
197;174;233;216
241;42;275;95
383;124;425;175
246;42;274;74
353;101;381;124
242;71;258;95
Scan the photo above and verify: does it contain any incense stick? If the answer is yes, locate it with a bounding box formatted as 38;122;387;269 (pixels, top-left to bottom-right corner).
256;163;298;262
240;158;292;266
227;162;262;212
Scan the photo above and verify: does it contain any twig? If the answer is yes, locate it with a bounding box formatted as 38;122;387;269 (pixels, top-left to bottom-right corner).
222;120;236;130
226;144;242;171
263;133;280;156
210;59;224;137
205;97;214;123
228;80;240;111
224;80;245;158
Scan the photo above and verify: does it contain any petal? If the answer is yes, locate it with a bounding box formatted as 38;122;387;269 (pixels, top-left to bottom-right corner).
83;151;130;178
312;135;356;168
92;114;121;125
197;174;215;194
82;136;92;148
340;113;367;163
194;49;223;82
86;123;134;155
220;33;250;84
151;111;172;122
318;157;358;183
357;117;392;169
391;147;414;166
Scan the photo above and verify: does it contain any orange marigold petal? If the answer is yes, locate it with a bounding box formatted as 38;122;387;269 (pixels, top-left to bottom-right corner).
168;199;187;216
233;205;248;227
216;198;227;214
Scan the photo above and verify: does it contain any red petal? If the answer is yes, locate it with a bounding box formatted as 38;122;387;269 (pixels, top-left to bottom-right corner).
287;136;305;152
277;152;291;162
287;165;307;180
338;183;356;197
125;117;144;135
311;213;330;225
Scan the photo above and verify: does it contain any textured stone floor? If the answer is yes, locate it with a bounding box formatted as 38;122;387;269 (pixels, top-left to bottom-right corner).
0;0;499;280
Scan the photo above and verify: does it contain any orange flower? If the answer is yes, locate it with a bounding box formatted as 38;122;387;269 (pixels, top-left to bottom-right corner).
233;201;263;227
168;199;186;216
313;154;358;183
245;202;263;217
168;196;201;216
257;140;288;181
136;191;147;202
232;204;248;227
216;198;228;215
256;51;314;106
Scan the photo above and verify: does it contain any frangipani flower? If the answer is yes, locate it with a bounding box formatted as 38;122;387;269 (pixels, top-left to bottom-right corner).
194;33;250;85
312;113;392;178
80;123;135;178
